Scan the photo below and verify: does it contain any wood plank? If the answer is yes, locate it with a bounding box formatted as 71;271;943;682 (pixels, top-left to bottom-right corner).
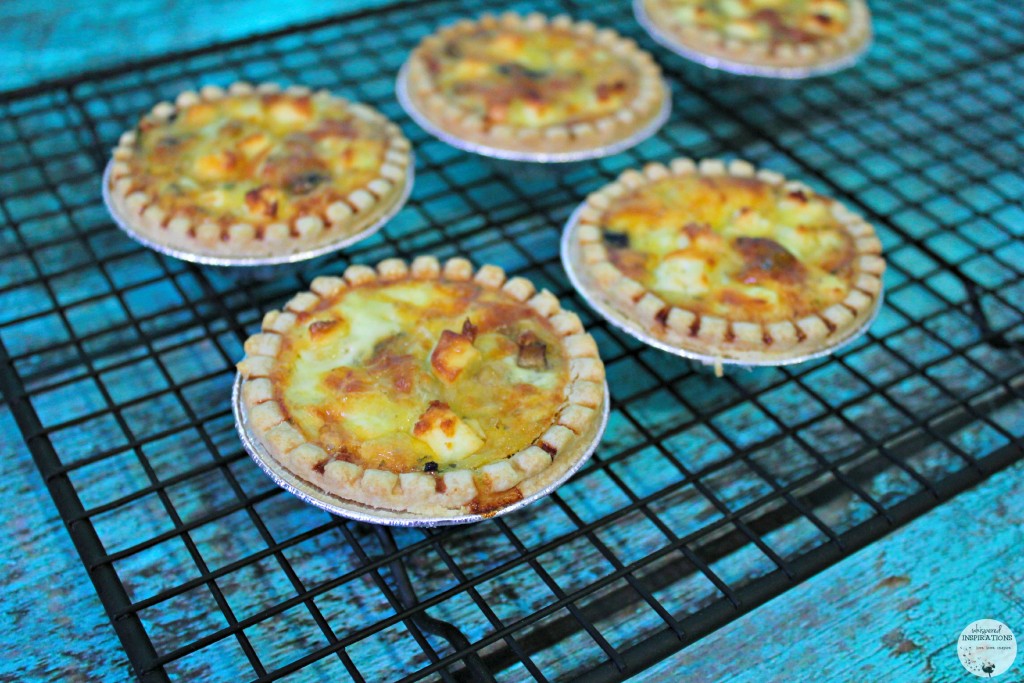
0;0;395;92
0;404;127;680
642;458;1024;681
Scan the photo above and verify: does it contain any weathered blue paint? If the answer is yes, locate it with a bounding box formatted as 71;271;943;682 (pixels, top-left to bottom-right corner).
1;404;129;680
0;0;395;92
4;401;1022;680
646;457;1024;682
0;0;1022;681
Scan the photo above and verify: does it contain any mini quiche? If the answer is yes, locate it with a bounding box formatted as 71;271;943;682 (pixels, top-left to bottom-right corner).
401;12;668;158
637;0;871;76
236;256;607;518
568;158;884;364
106;82;412;262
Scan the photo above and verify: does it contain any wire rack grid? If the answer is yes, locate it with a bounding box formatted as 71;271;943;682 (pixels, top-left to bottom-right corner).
0;0;1022;680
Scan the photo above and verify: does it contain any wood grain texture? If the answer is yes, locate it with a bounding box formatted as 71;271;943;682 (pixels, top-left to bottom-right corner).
0;0;394;92
0;0;1022;680
0;404;128;681
4;387;1020;681
644;458;1024;682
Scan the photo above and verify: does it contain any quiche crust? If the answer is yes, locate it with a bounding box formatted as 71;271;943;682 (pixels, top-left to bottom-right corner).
570;157;885;364
403;12;668;155
637;0;872;76
107;82;412;261
236;256;607;518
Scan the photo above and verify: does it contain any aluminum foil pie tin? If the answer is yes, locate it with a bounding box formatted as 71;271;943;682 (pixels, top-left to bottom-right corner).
101;159;414;268
632;0;871;81
232;374;611;527
561;203;883;376
395;62;672;165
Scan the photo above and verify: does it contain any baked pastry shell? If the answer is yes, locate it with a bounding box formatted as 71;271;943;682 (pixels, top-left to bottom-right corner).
561;201;883;371
633;0;872;79
395;60;672;163
232;373;609;527
101;155;414;267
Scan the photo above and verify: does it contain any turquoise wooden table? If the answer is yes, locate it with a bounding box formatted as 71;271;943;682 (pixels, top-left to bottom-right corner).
1;0;1022;681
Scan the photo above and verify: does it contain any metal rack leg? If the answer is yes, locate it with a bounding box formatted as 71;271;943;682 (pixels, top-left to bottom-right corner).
372;526;497;683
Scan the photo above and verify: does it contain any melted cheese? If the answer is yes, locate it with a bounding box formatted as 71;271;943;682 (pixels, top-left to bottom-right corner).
646;0;853;46
289;299;401;398
653;256;710;297
272;281;569;473
127;92;391;234
599;174;858;321
413;402;486;464
422;25;642;128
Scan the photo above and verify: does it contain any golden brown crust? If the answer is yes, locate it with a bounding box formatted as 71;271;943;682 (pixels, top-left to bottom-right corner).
403;13;668;155
107;82;412;261
568;157;885;364
237;257;607;517
637;0;872;74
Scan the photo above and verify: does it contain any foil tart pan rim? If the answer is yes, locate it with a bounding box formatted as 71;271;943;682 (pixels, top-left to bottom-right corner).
632;0;872;80
232;373;610;527
560;202;883;370
101;159;414;267
395;62;672;163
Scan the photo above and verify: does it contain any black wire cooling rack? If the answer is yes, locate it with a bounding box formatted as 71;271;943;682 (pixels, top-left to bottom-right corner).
1;0;1023;680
